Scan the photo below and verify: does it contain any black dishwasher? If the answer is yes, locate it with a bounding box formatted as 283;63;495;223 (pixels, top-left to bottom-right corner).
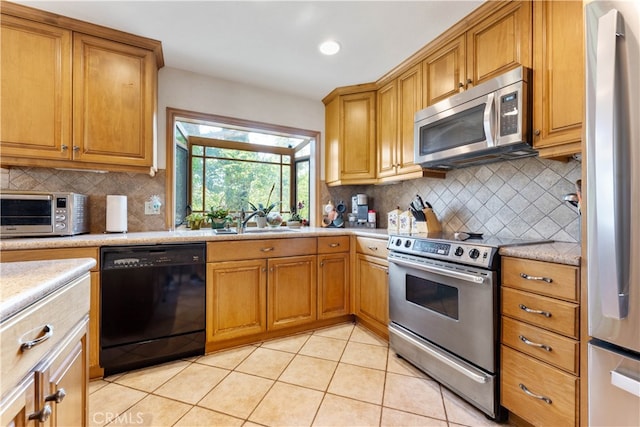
100;243;206;375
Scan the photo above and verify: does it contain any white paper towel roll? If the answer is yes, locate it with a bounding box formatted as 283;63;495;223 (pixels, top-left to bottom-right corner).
106;195;127;232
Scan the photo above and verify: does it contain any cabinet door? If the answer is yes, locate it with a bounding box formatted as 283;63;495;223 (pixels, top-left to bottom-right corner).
73;34;155;169
376;80;397;179
41;326;88;427
206;260;267;343
268;255;317;330
396;64;423;176
325;96;340;185
354;254;389;337
0;374;36;427
340;92;377;182
532;0;583;157
318;253;349;319
423;35;466;106
0;15;72;161
466;0;532;86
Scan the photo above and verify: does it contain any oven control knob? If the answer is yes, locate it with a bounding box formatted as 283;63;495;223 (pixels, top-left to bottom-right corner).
404;240;412;248
469;248;480;259
454;246;464;256
395;239;402;246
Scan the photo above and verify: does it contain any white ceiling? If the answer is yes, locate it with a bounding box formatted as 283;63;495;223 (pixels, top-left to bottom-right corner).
16;1;484;101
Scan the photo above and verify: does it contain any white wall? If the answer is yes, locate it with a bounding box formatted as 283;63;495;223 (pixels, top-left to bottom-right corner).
157;67;325;169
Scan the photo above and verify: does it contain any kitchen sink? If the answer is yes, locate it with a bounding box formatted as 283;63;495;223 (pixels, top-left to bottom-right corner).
243;227;301;233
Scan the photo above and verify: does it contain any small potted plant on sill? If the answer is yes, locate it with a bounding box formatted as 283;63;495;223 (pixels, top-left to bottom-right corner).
185;212;205;230
206;206;230;229
286;201;305;228
249;183;281;228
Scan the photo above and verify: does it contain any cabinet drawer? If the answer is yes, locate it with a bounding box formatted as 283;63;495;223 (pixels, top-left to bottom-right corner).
502;287;578;338
502;257;578;302
0;273;90;398
356;236;389;258
317;236;350;254
208;238;316;262
501;345;577;426
502;316;579;374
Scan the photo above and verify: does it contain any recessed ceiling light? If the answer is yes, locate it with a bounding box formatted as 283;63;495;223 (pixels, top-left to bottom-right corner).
319;40;341;56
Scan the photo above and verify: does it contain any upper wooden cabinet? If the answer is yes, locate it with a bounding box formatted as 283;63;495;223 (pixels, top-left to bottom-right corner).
0;16;72;162
323;87;377;186
0;3;163;174
377;65;431;182
423;0;532;106
532;0;584;159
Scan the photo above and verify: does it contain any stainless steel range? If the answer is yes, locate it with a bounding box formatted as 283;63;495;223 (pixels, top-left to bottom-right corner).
387;232;548;420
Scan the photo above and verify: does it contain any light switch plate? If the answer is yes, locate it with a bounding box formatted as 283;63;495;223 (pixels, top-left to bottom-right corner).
145;201;160;215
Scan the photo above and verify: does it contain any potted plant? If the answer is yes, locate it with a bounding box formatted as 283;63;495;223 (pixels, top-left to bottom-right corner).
206;206;230;229
185;212;205;230
249;183;280;228
286;201;305;228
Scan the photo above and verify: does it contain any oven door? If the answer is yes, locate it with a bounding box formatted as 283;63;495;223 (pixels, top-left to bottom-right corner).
388;252;497;372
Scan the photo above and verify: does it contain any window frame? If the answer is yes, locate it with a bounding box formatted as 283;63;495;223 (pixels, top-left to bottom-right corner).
165;107;320;229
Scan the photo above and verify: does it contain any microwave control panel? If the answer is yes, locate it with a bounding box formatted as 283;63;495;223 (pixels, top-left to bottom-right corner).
499;91;519;136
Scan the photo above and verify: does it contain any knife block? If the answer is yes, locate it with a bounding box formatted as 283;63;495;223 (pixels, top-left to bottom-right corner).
412;208;442;234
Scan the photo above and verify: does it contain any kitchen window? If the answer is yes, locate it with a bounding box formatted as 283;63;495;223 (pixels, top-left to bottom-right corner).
169;110;316;227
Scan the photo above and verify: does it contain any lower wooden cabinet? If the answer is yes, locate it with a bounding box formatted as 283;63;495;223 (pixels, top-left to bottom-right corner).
353;236;389;338
318;253;350;319
206;260;267;343
0;274;90;427
268;255;317;330
500;256;580;426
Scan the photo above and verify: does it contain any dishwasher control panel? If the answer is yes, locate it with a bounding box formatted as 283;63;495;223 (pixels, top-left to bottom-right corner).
101;244;205;269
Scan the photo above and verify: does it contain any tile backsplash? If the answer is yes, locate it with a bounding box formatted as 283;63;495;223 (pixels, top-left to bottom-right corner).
2;167;167;233
324;156;582;243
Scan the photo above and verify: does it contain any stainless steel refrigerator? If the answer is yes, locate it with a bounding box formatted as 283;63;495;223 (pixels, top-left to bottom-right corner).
585;1;640;426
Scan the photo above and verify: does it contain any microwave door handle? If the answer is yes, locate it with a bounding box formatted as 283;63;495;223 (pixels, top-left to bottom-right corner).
593;9;629;319
483;92;496;147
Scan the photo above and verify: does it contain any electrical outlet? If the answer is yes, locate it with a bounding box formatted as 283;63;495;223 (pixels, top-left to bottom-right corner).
145;201;160;215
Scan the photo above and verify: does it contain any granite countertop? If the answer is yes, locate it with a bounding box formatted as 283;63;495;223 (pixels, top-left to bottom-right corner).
499;241;581;266
0;258;96;322
0;227;390;251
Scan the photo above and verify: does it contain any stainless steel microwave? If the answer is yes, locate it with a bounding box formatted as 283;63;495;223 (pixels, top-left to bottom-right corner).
0;191;89;238
414;66;536;170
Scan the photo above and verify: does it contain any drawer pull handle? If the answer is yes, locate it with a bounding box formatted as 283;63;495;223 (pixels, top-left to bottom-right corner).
29;404;52;422
20;324;54;351
520;273;552;283
519;304;552;317
367;246;378;251
519;383;552;404
260;247;275;252
519;335;552;352
45;388;66;404
329;243;340;248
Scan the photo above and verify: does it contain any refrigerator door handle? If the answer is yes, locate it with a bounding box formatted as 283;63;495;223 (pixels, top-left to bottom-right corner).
593;9;629;319
611;369;640;398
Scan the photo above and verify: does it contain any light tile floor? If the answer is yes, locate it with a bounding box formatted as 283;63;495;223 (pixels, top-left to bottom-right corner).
89;322;508;427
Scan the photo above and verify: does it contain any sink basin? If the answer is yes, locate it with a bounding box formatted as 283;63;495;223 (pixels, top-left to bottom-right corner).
243;227;300;233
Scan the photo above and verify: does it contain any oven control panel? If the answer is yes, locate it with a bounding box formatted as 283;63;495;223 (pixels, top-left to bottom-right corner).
387;235;497;269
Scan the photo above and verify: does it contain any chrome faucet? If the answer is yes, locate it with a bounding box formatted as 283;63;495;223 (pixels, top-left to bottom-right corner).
240;209;262;228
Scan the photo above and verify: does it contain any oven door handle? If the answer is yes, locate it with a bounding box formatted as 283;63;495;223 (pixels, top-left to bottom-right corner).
388;257;485;284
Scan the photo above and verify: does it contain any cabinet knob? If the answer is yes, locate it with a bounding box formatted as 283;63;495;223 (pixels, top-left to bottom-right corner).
29;405;52;423
45;388;66;404
61;144;68;151
534;129;541;136
458;82;464;88
72;146;80;152
466;78;473;84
